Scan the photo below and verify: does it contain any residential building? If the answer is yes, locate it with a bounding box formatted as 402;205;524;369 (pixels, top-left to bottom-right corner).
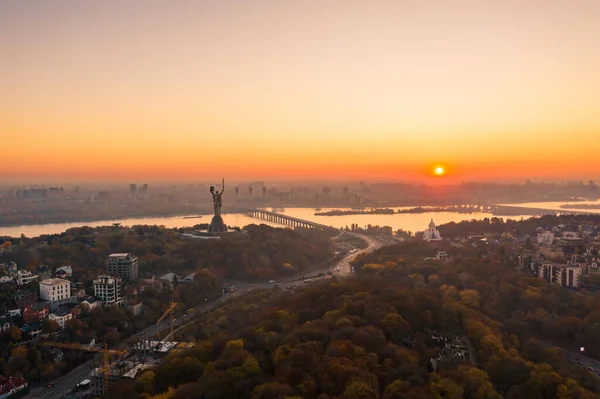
39;278;71;302
557;265;582;288
23;303;49;324
539;246;564;260
0;376;28;398
20;323;42;338
589;261;600;275
80;297;100;310
16;271;38;286
107;253;138;281
93;275;123;305
538;263;582;288
55;265;72;278
48;307;73;329
537;230;554;246
0;261;17;272
436;251;448;262
0;316;13;333
0;276;12;284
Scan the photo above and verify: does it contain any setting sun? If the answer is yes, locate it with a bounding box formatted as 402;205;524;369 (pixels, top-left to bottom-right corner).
434;166;445;176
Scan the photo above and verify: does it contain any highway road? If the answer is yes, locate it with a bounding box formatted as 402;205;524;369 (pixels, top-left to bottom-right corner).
333;232;384;276
563;348;600;379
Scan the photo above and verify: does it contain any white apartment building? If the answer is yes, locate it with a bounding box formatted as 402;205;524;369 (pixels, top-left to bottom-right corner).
556;266;582;288
93;275;123;305
40;278;71;302
538;263;582;288
107;253;139;281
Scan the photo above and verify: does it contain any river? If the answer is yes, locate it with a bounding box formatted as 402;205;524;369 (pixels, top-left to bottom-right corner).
0;207;537;238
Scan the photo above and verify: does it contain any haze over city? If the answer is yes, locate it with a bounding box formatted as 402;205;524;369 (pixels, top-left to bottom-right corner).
2;0;600;183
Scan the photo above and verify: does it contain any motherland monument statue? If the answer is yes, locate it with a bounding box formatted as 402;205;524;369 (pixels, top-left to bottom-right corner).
208;178;228;233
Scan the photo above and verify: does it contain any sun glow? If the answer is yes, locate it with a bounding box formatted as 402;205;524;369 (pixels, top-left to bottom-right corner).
434;166;445;176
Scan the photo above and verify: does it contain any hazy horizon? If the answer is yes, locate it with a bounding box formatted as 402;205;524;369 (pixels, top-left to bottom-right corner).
2;0;599;182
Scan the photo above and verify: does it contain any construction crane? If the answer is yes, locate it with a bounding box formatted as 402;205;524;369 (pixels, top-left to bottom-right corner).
41;341;127;394
156;301;177;338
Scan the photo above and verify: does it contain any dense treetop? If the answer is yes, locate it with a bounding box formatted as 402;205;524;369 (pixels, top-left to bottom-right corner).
108;237;600;399
0;224;335;283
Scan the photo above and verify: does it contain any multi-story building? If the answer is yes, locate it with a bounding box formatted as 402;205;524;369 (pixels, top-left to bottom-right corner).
39;278;71;302
93;275;123;306
538;245;564;260
107;253;138;281
538;263;582;288
557;265;582;288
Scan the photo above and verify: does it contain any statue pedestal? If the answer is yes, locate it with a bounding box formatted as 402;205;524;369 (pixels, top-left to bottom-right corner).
208;215;228;233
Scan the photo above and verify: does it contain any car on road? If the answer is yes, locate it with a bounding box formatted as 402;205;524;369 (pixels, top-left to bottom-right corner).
589;367;595;371
47;382;55;388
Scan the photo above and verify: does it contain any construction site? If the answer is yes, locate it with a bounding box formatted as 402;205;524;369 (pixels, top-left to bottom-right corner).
42;301;197;397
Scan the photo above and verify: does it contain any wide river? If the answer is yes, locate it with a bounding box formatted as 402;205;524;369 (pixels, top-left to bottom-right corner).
0;207;541;238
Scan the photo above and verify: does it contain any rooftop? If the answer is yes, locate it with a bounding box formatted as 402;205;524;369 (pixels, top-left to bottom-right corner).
108;253;134;258
40;278;70;286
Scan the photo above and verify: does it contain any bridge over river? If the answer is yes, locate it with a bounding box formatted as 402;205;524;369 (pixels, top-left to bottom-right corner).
225;205;337;230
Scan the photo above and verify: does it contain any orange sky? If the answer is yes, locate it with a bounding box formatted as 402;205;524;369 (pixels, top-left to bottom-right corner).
2;0;600;183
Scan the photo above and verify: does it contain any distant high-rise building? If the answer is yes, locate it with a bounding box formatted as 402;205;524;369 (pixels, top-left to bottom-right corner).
248;186;253;199
235;187;239;198
262;187;267;197
342;187;349;196
130;183;137;198
106;253;138;281
139;184;148;198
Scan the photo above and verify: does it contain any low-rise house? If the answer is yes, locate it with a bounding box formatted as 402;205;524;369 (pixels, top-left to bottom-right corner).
436;251;449;262
0;376;28;398
0;276;12;284
80;297;100;311
0;261;17;272
158;272;182;284
20;323;42;338
48;307;73;329
55;265;73;277
23;303;49;324
0;316;14;333
72;288;87;299
126;301;143;316
16;271;38;286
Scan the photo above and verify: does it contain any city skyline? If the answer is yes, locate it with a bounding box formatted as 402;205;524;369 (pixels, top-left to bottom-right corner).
2;0;600;183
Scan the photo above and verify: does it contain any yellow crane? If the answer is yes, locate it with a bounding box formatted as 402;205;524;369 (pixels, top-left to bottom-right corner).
156;301;177;338
41;341;127;394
